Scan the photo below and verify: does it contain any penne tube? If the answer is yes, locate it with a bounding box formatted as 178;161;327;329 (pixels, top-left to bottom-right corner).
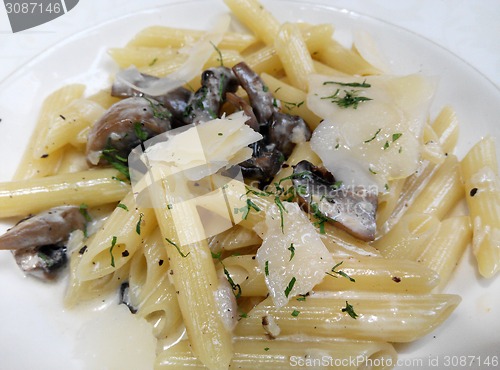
76;191;157;281
208;224;261;252
460;136;500;278
40;99;106;155
430;105;459;154
403;154;464;219
156;336;397;370
313;38;381;76
108;46;178;68
223;0;280;45
127;26;257;52
417;216;472;290
274;22;315;91
235;292;460;343
128;229;183;339
148;174;234;370
221;254;440;297
0;168;130;218
14;84;86;180
373;213;440;260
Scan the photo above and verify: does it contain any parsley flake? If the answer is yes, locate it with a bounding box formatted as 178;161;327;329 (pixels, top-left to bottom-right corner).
342;300;358;319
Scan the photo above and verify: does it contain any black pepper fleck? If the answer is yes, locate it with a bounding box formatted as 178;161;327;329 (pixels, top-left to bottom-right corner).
392;276;401;283
470;187;478;197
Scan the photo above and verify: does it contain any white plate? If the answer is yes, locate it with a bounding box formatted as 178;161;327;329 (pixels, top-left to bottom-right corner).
0;1;499;369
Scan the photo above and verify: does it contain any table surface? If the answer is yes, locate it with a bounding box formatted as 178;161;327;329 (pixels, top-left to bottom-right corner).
0;0;499;88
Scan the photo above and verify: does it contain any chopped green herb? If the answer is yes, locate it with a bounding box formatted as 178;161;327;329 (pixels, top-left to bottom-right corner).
79;203;92;222
264;260;269;276
364;128;381;143
167;204;173;209
239;312;248;319
284;276;296;298
109;236;118;267
296;294;307;302
321;89;372;109
398;146;403;154
218;132;223;136
323;80;371;88
274;196;287;233
210;41;224;67
117;203;129;211
262;85;269;92
326;261;356;282
368;167;377;175
211;251;222;259
235;199;261;220
392;133;403;142
136;213;144;235
264;347;270;351
165;238;190;258
291;309;300;317
149;57;158;66
383;141;390;150
385;183;390;191
133;122;149;141
282;100;305;110
342;300;358;319
288;243;295;261
222;263;242;298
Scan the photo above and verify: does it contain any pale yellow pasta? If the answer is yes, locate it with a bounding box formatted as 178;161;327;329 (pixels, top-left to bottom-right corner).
87;88;122;109
260;73;322;129
270;141;321;185
65;240;132;307
14;84;85;180
149;181;233;370
208;224;261;252
313;37;382;76
139;49;243;79
127;25;257;52
431;105;459;154
223;0;280;45
404;154;463;219
373;213;440;260
221;254;440;296
156;337;397;370
274;22;315;91
128;229;183;339
461;136;500;278
235;292;460;343
77;191;157;281
376;178;405;230
55;145;90;174
244;23;334;77
0;168;129;218
417;216;472;290
40;99;105;155
108;46;178;69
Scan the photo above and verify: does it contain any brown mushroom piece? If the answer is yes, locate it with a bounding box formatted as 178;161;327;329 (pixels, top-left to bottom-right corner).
0;205;87;280
86;96;172;167
111;72;192;128
183;66;239;125
292;160;378;241
268;112;311;158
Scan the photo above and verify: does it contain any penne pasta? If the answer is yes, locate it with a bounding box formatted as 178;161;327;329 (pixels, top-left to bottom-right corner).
0;168;129;218
235;292;461;343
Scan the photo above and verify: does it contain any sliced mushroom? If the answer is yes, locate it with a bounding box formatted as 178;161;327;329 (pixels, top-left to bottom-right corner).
86;96;172;166
226;92;259;132
268;112;311;157
183;66;239;125
111;72;192;128
0;205;87;279
239;142;284;187
292;160;378;241
232;62;275;123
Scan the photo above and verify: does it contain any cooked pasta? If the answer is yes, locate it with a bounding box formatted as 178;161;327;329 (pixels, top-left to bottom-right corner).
0;1;498;369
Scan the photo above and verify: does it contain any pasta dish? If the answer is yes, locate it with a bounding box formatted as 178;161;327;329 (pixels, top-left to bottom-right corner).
0;0;498;369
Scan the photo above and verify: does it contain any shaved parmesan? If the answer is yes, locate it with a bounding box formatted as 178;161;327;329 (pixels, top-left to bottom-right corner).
308;74;435;191
143;111;262;180
255;202;332;308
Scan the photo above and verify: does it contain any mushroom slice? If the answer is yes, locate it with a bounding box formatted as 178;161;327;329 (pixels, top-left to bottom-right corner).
111;72;192;128
268;112;311;157
183;66;239;125
232;62;275;123
239;142;284;187
292;160;378;241
86;96;172;166
0;205;87;279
